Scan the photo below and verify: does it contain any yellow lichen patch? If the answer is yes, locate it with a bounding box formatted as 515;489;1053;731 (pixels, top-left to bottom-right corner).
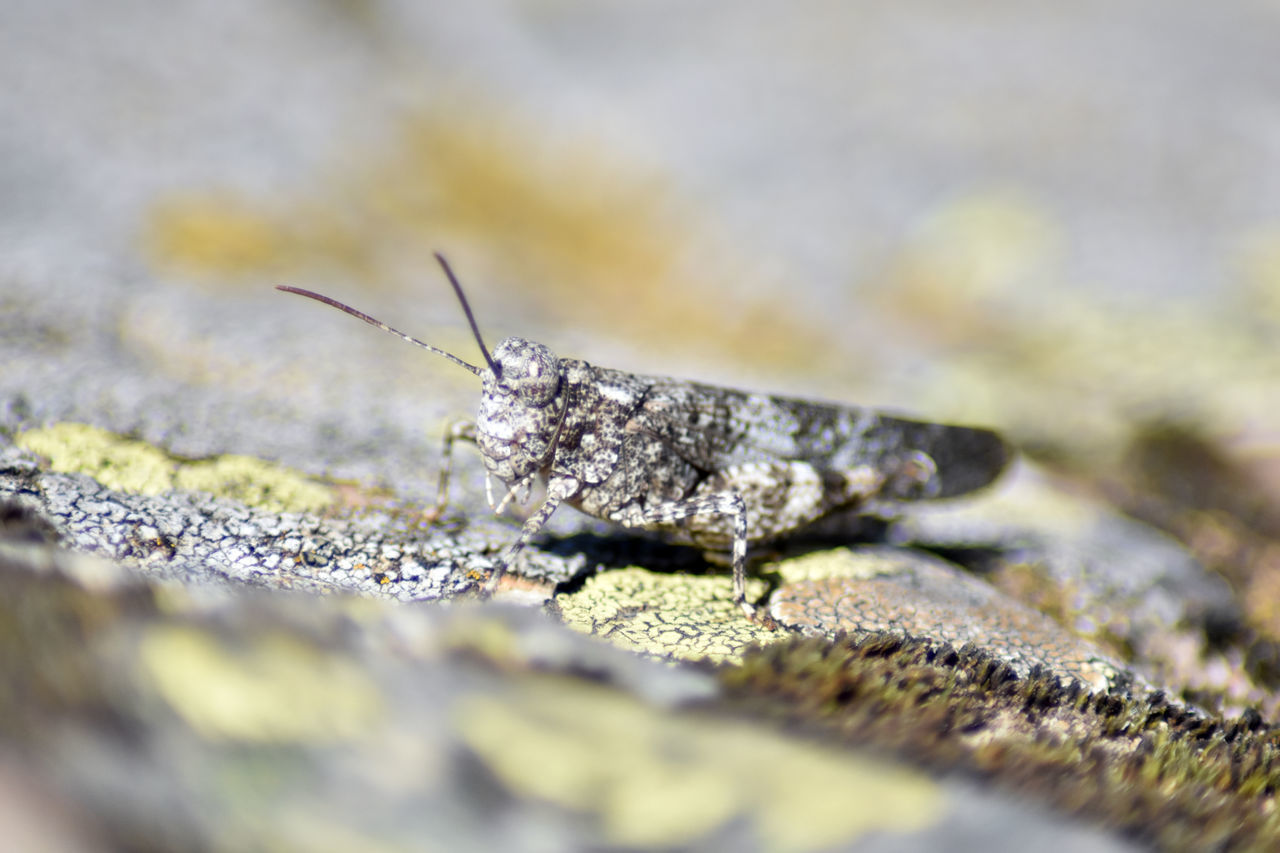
456;676;940;851
17;422;178;495
174;453;333;515
366;117;840;374
904;189;1062;297
876;188;1061;345
366;117;679;308
437;611;527;664
147;193;380;283
139;625;382;742
16;422;334;513
870;191;1280;466
145;195;301;278
556;568;778;664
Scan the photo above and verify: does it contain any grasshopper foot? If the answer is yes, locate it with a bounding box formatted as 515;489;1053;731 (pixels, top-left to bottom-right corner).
738;597;778;629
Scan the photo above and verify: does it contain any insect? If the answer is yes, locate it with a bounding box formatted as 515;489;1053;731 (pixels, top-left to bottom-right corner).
278;254;1010;621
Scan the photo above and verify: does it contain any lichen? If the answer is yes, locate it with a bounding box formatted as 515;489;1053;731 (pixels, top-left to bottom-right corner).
173;452;333;515
555;567;777;664
17;422;176;495
16;423;333;514
138;625;382;742
456;674;941;851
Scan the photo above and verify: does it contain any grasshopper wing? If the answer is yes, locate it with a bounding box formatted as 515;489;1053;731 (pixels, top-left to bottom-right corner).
631;377;1009;500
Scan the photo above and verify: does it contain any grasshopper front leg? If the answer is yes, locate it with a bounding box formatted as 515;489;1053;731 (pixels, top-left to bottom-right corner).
491;472;536;516
424;418;477;523
482;474;581;594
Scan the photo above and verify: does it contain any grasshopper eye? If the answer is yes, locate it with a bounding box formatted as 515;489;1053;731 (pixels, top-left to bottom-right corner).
490;337;560;406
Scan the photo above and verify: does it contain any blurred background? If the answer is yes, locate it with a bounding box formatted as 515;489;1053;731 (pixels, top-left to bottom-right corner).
2;0;1278;631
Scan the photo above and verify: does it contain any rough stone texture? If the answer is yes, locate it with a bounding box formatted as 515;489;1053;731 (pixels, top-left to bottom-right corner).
768;547;1129;691
0;440;561;603
2;541;1146;852
896;459;1261;710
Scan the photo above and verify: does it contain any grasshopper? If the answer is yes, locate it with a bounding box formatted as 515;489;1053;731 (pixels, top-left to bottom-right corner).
278;255;1009;620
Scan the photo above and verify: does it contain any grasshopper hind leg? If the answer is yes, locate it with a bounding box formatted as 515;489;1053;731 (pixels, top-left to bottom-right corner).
633;492;772;624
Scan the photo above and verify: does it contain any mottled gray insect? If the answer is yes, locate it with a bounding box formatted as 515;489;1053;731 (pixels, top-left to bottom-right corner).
278;255;1009;621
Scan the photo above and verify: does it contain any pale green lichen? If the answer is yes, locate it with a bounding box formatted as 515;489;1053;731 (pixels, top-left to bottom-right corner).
138;625;382;742
556;568;778;664
17;422;176;494
173;452;333;514
558;549;1124;688
16;422;333;513
456;675;941;851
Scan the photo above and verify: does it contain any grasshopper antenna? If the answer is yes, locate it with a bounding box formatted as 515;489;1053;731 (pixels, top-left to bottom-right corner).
276;254;500;378
432;253;499;376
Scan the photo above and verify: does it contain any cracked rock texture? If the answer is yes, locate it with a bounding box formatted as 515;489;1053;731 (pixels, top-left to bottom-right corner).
4;2;1280;850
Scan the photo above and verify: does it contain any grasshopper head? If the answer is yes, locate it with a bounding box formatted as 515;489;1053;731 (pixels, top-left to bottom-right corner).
485;337;560;406
475;336;567;482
